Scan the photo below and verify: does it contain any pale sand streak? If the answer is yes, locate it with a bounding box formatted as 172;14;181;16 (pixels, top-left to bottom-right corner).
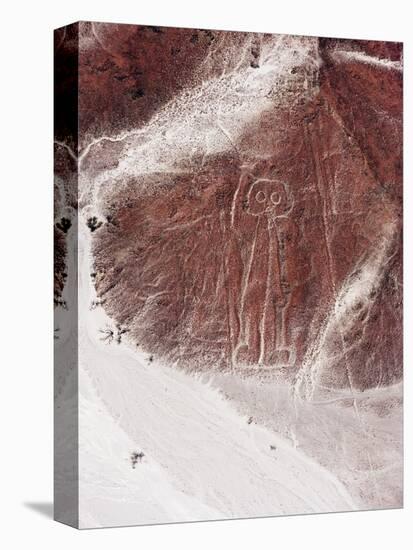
332;49;403;71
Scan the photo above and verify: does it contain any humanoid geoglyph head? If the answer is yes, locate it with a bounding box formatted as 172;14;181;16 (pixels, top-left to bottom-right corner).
247;179;292;218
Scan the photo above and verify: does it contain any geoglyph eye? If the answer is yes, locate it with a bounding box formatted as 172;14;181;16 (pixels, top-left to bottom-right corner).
270;191;281;205
255;190;266;203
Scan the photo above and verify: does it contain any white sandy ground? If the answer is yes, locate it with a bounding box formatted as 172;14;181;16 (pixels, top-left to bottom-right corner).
68;224;357;528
